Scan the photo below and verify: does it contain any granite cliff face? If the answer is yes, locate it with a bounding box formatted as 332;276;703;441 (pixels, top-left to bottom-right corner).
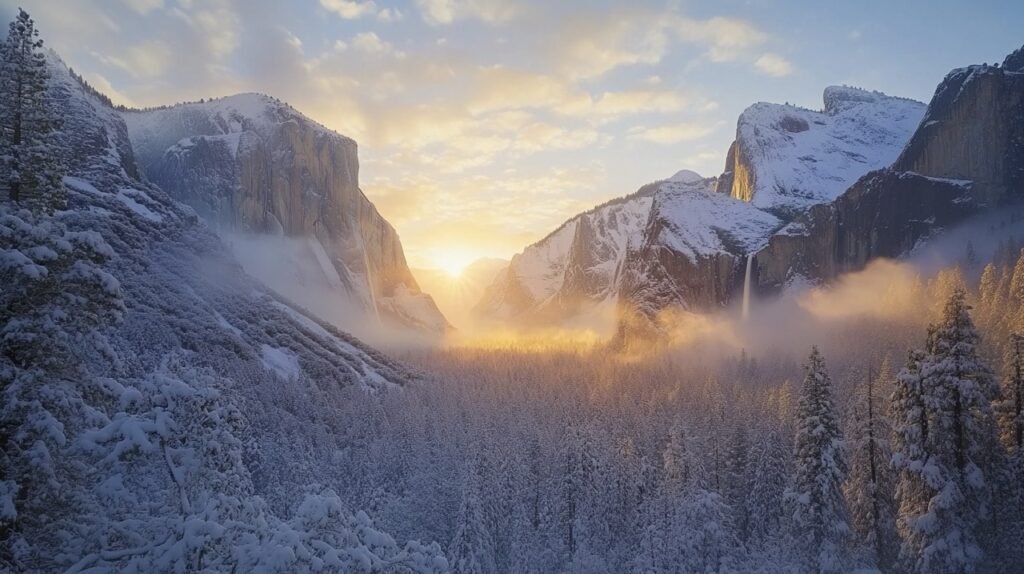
751;46;1024;295
123;96;449;334
475;182;657;324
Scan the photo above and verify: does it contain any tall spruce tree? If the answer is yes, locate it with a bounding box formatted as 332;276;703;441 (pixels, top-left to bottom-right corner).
844;366;898;571
891;288;1000;573
0;8;64;214
449;459;497;574
787;347;850;573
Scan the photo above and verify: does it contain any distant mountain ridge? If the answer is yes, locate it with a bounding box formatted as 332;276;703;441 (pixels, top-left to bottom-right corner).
476;85;929;328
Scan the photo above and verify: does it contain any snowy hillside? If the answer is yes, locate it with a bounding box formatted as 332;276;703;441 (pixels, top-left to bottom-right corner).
0;50;446;572
719;86;926;216
122;93;450;338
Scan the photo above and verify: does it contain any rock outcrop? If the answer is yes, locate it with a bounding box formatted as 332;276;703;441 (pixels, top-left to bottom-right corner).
123;96;449;334
474;182;658;324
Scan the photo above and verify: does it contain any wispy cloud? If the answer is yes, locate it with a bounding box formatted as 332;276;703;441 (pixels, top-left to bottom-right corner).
754;52;794;77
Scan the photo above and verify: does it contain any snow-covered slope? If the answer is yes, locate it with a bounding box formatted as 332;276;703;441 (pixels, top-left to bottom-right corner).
122;94;449;337
7;52;446;571
718;86;926;217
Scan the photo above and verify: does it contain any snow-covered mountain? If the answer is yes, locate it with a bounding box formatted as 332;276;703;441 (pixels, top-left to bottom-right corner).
477;86;926;328
479;45;1024;338
5;51;446;571
718;86;926;217
754;46;1024;295
122;94;449;336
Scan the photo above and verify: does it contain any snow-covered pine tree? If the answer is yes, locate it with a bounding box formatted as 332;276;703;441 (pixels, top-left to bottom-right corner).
675;485;743;573
448;459;496;574
843;366;898;571
0;205;124;570
786;346;850;573
745;429;788;549
0;9;64;214
890;348;930;573
892;288;1001;573
992;333;1024;565
1011;249;1024;306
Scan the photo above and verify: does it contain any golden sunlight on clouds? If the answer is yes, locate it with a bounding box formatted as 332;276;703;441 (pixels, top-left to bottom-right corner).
26;0;805;275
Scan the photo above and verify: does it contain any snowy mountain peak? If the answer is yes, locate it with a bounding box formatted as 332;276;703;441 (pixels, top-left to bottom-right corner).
668;169;704;184
718;85;926;217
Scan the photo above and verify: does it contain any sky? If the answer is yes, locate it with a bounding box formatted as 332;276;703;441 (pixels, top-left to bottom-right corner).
3;0;1022;272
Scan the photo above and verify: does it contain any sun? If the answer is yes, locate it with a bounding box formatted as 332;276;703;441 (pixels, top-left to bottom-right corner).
432;251;475;279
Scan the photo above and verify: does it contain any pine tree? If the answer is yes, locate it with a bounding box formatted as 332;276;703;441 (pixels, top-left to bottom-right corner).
449;461;496;574
844;366;898;571
998;334;1024;458
1011;249;1024;305
745;430;788;548
0;9;64;214
786;346;850;573
891;289;1000;573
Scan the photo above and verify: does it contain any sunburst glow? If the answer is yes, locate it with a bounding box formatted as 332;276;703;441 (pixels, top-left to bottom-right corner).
431;251;476;279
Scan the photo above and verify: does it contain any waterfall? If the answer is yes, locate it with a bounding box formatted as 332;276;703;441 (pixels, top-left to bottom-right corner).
741;254;753;320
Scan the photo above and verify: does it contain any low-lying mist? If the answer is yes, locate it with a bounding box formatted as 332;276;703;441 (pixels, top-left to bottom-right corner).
206;205;1024;368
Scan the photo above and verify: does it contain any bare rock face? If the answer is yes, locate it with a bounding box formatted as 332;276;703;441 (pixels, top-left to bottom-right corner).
894;62;1024;205
123;95;449;335
754;171;976;293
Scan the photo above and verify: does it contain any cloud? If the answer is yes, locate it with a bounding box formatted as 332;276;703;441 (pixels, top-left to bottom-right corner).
319;0;377;20
414;0;519;25
120;0;163;15
754;52;794;77
558;12;670;79
93;40;173;78
627;122;718;145
672;16;767;62
555;9;771;79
